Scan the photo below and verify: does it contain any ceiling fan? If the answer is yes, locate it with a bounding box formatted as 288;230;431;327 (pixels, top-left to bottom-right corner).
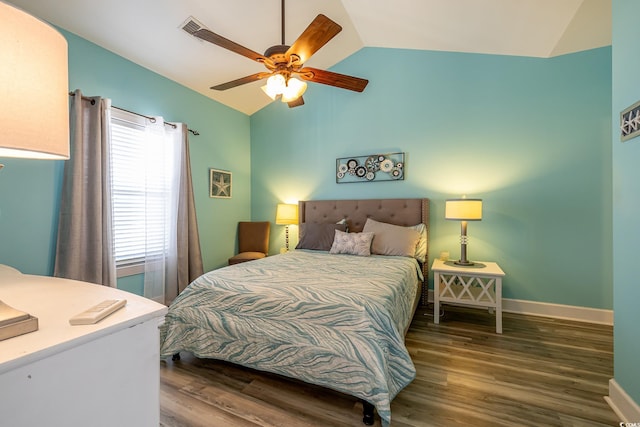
187;0;369;108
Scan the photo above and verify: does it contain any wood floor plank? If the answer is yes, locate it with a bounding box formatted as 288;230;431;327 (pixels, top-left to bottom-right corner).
242;378;378;427
181;382;317;427
159;387;259;427
160;305;619;426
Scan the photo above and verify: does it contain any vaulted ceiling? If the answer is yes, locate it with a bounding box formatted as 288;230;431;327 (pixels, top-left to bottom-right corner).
9;0;611;115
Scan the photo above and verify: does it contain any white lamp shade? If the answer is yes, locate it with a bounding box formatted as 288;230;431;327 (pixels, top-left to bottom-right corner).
275;203;298;225
0;1;69;160
281;78;307;103
261;84;278;101
261;74;286;101
445;199;483;221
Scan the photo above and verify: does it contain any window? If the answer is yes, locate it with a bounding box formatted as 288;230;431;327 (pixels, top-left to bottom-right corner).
109;109;177;277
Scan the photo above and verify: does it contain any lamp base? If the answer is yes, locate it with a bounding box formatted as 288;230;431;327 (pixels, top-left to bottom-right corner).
445;260;486;269
454;260;475;266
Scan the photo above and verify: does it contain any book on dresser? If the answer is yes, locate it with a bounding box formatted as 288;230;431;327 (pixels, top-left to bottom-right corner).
0;300;38;341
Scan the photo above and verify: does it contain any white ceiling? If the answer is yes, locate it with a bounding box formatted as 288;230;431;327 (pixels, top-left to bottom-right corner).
8;0;611;115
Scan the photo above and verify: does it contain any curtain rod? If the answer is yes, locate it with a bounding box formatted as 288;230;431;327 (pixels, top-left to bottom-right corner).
69;92;200;136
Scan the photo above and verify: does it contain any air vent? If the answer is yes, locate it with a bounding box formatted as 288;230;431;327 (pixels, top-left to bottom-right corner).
180;16;207;36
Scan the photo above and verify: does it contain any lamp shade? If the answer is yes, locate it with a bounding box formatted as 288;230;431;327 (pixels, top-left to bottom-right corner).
281;78;307;103
275;203;298;225
261;74;286;101
445;199;482;221
0;1;69;160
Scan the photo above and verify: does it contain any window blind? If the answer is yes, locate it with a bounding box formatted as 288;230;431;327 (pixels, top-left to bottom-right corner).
110;110;173;271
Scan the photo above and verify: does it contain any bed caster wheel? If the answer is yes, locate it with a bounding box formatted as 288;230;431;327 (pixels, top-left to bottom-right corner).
171;352;180;361
362;401;374;425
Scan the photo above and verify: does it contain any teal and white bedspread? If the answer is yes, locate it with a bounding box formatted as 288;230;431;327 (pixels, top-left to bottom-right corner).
160;250;421;426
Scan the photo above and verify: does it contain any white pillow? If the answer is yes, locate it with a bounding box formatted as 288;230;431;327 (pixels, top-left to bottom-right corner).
362;218;421;258
329;229;374;256
409;223;427;263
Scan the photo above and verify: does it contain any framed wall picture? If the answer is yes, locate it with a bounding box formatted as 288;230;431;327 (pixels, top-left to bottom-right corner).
621;100;640;142
209;168;232;198
336;152;405;183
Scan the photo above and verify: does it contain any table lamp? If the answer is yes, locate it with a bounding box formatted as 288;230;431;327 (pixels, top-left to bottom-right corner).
275;203;298;251
445;198;482;266
0;1;69;166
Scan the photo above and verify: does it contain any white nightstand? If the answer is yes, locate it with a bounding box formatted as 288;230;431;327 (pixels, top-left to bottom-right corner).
432;258;505;333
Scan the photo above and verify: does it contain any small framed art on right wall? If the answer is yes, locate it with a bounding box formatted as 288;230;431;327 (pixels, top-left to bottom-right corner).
621;100;640;142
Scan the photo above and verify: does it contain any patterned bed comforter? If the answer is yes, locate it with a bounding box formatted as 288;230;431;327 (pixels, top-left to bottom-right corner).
160;250;421;426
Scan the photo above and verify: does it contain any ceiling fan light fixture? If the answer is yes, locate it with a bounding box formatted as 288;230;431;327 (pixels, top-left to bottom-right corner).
262;73;286;100
281;77;307;103
261;84;278;100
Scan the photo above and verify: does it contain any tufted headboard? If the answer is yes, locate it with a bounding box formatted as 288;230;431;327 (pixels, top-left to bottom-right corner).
298;198;430;305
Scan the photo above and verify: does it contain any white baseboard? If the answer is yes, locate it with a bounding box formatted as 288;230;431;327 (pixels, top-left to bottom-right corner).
606;379;640;422
502;298;613;325
425;290;613;325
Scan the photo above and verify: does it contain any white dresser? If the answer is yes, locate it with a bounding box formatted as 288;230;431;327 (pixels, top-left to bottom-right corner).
0;264;167;427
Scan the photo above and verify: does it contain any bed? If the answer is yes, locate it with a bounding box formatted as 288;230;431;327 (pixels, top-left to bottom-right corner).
160;198;429;426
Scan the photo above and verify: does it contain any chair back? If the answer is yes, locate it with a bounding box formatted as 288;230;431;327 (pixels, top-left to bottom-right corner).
237;221;270;254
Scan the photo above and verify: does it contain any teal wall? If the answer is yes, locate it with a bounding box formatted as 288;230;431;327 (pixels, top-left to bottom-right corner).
612;0;640;408
251;46;612;309
0;29;252;292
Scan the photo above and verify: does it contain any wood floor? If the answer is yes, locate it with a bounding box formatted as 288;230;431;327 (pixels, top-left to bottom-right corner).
159;305;619;427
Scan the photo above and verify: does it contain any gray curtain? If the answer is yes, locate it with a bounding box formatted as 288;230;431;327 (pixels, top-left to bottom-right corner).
170;126;203;303
54;89;116;287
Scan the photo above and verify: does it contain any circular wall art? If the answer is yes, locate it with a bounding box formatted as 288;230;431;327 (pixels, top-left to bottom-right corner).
335;152;405;184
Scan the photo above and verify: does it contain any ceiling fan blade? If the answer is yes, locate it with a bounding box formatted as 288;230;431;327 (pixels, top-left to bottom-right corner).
287;96;305;108
286;14;342;65
298;67;368;92
211;72;271;91
194;28;268;63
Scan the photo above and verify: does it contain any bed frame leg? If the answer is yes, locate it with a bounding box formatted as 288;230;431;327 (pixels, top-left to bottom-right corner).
362;400;374;425
171;352;180;361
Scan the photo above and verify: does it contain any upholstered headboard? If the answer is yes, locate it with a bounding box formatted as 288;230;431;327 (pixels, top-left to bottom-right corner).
299;198;429;305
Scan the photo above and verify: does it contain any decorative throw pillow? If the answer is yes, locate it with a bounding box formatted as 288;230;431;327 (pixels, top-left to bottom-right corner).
296;223;347;251
329;229;374;256
362;218;421;258
409;223;428;263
